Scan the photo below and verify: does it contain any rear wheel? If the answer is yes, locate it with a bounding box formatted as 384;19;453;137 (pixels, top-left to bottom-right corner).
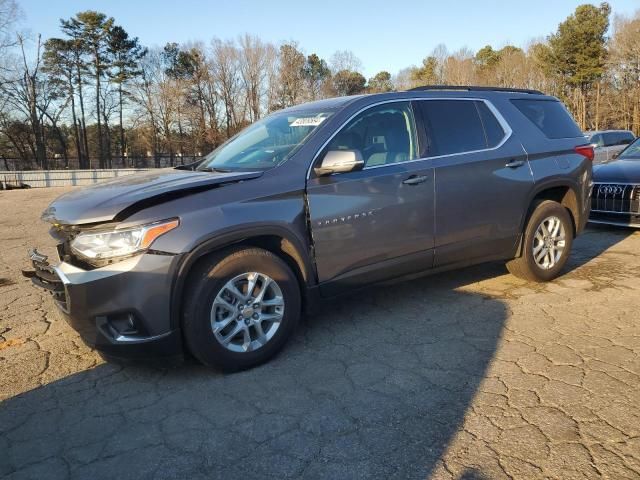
183;247;301;370
506;200;573;282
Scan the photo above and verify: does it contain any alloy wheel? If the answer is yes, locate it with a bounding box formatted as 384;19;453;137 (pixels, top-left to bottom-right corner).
532;215;566;270
210;272;285;353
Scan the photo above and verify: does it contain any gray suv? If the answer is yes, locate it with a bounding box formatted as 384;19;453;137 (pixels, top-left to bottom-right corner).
26;86;593;370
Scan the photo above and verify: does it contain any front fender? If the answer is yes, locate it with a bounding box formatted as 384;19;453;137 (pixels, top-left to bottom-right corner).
168;224;316;330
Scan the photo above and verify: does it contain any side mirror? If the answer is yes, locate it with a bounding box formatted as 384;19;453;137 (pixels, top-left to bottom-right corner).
314;150;364;176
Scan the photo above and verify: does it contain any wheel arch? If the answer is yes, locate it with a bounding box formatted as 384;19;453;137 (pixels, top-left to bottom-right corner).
515;181;582;257
170;226;316;330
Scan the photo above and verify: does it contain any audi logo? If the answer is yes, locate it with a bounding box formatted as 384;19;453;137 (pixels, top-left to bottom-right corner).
598;185;624;195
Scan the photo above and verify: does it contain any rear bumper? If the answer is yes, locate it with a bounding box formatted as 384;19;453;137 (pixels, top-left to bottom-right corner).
25;249;184;362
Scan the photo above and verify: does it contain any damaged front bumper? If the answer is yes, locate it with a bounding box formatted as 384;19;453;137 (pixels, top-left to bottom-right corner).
23;249;70;312
24;248;184;362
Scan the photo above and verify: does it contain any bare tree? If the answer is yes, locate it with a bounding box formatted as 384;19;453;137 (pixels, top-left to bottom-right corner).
238;34;275;122
211;38;242;136
608;12;640;132
134;49;165;166
0;35;52;168
5;5;640;171
393;67;416;90
443;47;477;85
329;50;363;73
0;0;21;55
277;42;305;108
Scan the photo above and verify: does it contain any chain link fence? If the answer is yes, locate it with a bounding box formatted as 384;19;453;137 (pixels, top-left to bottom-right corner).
0;155;201;172
0;169;151;189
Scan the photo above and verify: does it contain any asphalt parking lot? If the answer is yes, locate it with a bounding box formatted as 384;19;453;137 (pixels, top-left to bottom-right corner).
1;187;639;480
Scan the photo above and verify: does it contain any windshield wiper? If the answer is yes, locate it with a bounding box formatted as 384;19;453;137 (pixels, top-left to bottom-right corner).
199;167;233;173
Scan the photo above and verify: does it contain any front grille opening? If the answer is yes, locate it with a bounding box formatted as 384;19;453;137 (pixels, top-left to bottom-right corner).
591;184;640;214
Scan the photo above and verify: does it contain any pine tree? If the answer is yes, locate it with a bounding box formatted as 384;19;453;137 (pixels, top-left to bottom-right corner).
108;25;145;166
546;2;611;128
61;11;114;168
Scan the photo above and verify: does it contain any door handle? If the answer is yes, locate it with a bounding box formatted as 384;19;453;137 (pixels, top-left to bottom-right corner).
505;159;525;168
402;175;429;185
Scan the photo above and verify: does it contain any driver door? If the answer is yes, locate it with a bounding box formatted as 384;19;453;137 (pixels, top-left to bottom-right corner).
306;101;435;294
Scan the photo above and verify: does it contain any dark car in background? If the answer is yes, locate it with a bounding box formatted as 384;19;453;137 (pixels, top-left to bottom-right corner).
590;136;640;228
586;129;635;164
26;86;593;370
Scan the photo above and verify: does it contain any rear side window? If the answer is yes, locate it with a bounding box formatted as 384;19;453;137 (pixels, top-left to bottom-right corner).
511;99;582;139
417;100;487;156
476;101;505;148
617;131;635;145
602;132;634;146
603;132;618;147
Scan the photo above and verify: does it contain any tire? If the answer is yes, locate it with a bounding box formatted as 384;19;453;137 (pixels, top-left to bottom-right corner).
182;247;301;371
506;200;574;282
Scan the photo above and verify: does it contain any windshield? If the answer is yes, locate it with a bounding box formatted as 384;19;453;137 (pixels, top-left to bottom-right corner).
197;110;334;171
619;137;640;160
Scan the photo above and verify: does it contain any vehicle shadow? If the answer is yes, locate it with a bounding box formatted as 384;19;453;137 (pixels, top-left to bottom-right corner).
0;265;510;480
563;224;634;274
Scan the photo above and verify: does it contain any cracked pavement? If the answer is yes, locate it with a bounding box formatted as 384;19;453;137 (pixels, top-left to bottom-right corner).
1;187;639;479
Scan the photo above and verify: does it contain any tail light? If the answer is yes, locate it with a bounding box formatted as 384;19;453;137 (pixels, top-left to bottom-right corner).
575;145;594;162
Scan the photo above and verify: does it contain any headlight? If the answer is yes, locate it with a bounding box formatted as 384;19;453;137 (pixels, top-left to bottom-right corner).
70;219;179;262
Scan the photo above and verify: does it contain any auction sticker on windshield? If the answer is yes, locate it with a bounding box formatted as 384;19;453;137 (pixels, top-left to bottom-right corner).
289;117;327;127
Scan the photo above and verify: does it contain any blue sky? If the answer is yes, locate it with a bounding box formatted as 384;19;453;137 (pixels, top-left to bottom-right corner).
18;0;640;77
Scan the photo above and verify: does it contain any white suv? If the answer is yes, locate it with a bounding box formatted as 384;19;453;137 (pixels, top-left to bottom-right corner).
587;130;635;164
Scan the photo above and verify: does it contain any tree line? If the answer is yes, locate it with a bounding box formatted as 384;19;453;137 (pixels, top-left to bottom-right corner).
0;1;638;171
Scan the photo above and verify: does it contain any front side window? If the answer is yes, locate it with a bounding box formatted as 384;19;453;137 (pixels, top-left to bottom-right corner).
198;110;334;171
325;102;418;167
417;100;487;156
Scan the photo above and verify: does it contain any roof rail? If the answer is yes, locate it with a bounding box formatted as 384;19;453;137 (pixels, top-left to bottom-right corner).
407;85;544;95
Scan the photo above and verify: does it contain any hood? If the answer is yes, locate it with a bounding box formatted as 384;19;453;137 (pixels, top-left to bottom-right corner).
593;159;640;184
42;168;263;225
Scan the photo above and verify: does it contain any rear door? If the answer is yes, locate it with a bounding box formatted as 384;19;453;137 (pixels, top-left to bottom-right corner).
306;101;435;293
415;99;534;267
510;97;592;233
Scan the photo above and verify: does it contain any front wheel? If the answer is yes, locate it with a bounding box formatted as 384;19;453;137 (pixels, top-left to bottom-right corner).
183;247;301;371
506;200;574;282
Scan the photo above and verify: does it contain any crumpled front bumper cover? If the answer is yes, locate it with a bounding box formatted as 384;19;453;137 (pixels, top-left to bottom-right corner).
23;249;70;312
24;248;184;362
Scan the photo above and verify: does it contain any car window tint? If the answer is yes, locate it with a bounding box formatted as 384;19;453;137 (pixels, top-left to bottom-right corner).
609;132;619;145
476;101;505;148
511;99;582;139
590;134;603;147
619;132;635;145
326;102;417;167
417;100;486;156
603;132;618;147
